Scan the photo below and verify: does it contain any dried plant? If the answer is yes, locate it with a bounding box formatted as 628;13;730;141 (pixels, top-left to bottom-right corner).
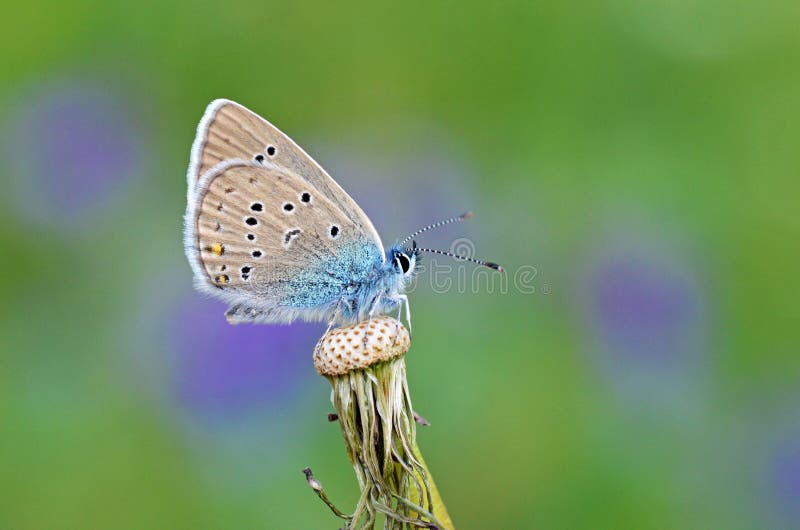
304;317;453;529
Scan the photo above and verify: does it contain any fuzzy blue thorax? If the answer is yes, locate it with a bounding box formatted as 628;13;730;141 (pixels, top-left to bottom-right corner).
279;240;417;324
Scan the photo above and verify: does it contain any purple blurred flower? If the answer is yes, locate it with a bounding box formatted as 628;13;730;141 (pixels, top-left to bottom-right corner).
129;270;322;428
591;253;701;365
577;231;708;399
768;431;800;521
168;294;321;422
3;78;144;226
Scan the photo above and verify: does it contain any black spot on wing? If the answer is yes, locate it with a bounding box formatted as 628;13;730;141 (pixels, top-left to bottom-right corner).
284;228;302;244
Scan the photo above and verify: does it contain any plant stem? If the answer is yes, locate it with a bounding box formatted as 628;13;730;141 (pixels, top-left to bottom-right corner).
324;358;454;529
310;318;454;529
411;442;454;530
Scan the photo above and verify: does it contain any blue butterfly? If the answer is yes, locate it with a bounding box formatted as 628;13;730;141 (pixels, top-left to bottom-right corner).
184;99;501;329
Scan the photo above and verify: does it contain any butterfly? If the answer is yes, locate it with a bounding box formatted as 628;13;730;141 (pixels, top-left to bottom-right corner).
183;99;501;329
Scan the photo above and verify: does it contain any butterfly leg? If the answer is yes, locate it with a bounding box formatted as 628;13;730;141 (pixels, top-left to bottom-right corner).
398;294;411;336
326;297;348;332
316;298;347;358
390;294;411;346
316;318;335;359
367;293;383;317
364;294;383;351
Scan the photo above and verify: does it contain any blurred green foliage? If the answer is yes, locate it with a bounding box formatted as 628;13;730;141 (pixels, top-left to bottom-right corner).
1;1;799;529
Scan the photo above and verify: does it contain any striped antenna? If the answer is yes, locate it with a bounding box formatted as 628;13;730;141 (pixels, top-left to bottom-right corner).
399;211;473;246
416;246;503;272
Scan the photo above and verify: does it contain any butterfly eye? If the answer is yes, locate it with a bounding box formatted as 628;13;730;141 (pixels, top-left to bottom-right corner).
395;253;411;274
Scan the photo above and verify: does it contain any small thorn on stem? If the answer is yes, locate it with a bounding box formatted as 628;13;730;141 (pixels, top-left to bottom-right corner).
413;411;431;426
302;467;323;491
327;413;339;422
302;467;350;520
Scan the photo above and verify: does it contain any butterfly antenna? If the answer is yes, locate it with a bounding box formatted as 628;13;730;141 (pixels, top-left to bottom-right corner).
399;211;473;247
416;246;504;272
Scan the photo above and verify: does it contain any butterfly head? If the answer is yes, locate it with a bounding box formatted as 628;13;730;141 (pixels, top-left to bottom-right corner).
388;241;420;279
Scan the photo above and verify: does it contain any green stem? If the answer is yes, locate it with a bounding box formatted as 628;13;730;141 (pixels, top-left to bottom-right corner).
411;442;454;530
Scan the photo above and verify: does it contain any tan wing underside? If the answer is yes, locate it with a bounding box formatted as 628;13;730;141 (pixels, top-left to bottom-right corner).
189;99;382;251
196;163;361;291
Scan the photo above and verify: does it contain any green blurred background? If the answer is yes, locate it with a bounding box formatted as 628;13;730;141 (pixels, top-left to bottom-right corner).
2;1;799;528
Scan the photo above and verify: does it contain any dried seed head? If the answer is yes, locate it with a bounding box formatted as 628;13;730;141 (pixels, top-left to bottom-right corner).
314;316;410;376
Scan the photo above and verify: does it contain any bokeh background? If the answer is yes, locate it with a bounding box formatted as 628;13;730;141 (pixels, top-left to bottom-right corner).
1;2;799;529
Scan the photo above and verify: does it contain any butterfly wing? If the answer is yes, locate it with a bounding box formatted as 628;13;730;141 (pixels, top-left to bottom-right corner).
187;99;383;254
184;159;385;324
